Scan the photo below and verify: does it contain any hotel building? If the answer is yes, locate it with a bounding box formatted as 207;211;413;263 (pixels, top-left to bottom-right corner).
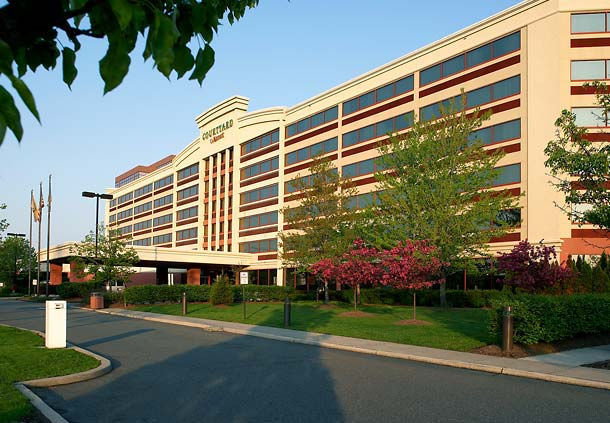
103;0;610;287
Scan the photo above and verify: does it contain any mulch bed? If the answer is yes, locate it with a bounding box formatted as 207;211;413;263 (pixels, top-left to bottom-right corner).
470;344;529;358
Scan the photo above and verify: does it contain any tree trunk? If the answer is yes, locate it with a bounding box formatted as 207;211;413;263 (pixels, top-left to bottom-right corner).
440;279;447;307
356;284;361;306
413;292;417;321
353;287;357;311
324;281;329;304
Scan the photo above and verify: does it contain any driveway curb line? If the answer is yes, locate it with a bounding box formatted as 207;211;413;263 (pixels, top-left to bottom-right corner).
14;384;68;423
90;308;610;390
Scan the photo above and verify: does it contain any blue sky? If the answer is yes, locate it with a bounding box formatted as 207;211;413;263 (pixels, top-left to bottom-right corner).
0;0;520;243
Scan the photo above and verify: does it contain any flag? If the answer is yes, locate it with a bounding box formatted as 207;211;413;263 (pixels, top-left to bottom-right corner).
47;175;52;213
39;183;44;210
31;190;40;222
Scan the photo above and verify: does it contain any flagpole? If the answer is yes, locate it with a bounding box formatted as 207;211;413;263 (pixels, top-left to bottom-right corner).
37;182;43;296
46;174;52;296
28;190;33;296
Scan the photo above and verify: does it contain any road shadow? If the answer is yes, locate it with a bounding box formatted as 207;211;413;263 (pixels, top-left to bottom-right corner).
78;328;155;348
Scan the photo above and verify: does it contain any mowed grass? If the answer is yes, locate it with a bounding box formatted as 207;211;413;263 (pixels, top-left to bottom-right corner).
133;302;494;351
0;326;99;423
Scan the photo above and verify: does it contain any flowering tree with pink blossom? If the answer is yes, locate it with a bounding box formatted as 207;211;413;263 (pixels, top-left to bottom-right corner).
496;240;573;293
380;240;444;321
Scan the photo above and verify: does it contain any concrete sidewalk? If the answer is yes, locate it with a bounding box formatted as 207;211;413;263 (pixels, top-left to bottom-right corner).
522;345;610;367
91;307;610;390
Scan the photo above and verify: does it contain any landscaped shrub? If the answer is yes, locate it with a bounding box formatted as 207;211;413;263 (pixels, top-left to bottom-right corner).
489;293;610;345
210;275;233;305
124;285;211;304
103;291;124;306
0;286;12;297
56;281;105;299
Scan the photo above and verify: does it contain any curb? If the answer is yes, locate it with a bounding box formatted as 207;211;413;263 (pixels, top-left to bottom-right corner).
14;384;68;423
89;308;610;390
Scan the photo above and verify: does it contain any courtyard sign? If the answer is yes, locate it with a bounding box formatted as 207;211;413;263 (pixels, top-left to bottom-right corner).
202;119;234;143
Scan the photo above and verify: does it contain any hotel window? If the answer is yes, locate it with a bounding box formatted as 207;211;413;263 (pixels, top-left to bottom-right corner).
117;209;132;220
571;12;609;33
342;112;414;148
117;192;133;205
177;163;199;180
154;194;173;208
176;227;197;241
109;214;116;223
347;191;382;210
153;213;172;226
493;209;521;228
285;106;338;138
468;119;521;145
342;158;386;178
240;184;278;204
493;164;521;186
119;225;132;235
133;201;152;215
239;238;277;253
343;75;414;116
177;206;198;221
177;185;198;201
572;107;608;127
110;199;117;207
154;175;173;190
285;137;338;166
241;156;279;179
133;238;152;246
134;183;152;198
285;169;338;194
571;60;610;81
241;129;280;155
153;233;172;245
133;220;152;231
420;76;520;121
420;32;520;86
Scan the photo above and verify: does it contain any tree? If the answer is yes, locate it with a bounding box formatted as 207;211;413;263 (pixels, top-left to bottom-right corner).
592;265;610;293
0;0;259;144
280;156;358;303
70;225;139;288
379;240;444;321
496;240;572;294
544;82;610;231
0;203;8;240
367;101;521;306
0;236;36;292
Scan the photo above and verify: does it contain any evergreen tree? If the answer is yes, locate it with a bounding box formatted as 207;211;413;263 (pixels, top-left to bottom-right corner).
592;265;610;293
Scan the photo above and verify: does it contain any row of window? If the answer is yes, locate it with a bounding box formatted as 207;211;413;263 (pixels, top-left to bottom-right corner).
177;206;198;221
571;60;610;81
133;220;152;231
117;192;133;205
240;184;278;205
176;227;197;241
239;238;278;253
119;225;132;235
154;194;173;208
420;32;520;87
286;106;338;138
153;233;172;245
420;75;520;121
177;185;198;201
154;175;173;190
572;107;609;127
343;76;414;116
116;171;146;188
133;238;151;246
178;163;199;181
241;129;280;156
343;112;414;148
239;211;278;230
285;137;338;166
468;119;521;146
241;156;279;180
571;12;610;33
494;163;521;186
153;214;172;226
347;191;382;210
117;209;132;220
134;184;152;199
342;158;385;179
133;201;152;215
285;169;338;194
109;214;116;223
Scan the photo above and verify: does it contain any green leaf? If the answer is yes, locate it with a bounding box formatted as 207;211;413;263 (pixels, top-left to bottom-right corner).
189;45;214;84
8;76;40;122
15;48;26;76
152;14;179;77
0;114;7;143
0;38;13;74
109;0;133;30
62;47;78;88
0;85;23;142
173;45;194;79
99;46;131;94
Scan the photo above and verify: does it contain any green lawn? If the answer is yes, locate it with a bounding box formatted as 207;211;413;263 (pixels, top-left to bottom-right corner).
133;302;494;352
0;326;99;423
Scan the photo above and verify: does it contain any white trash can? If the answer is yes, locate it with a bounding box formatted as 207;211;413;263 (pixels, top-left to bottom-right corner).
45;301;67;348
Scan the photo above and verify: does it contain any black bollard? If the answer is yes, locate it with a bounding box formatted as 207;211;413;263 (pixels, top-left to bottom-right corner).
502;306;513;352
182;292;187;316
284;297;291;327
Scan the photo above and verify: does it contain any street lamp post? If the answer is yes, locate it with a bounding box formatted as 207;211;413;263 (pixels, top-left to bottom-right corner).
7;233;26;293
82;192;113;257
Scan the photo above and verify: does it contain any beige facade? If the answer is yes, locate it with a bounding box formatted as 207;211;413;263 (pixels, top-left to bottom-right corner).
106;0;610;286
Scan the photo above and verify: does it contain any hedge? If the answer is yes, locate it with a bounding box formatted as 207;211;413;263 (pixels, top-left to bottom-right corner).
489;293;610;345
56;281;105;299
